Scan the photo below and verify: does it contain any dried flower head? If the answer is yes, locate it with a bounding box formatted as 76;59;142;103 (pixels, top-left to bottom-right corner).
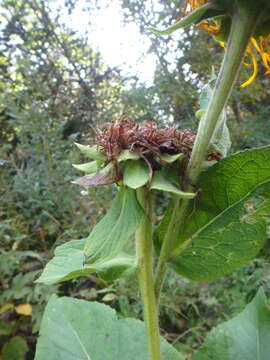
73;116;221;189
97;116;196;162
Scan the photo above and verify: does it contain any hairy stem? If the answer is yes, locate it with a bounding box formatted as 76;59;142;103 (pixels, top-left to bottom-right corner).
154;2;259;301
136;187;161;360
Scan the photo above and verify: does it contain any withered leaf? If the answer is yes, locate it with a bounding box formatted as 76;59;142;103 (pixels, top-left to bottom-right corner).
73;163;121;186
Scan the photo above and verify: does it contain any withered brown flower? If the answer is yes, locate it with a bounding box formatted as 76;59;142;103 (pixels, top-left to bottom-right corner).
73;116;221;188
97;116;196;161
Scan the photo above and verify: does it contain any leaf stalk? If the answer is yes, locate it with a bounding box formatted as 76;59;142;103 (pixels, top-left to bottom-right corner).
136;187;162;360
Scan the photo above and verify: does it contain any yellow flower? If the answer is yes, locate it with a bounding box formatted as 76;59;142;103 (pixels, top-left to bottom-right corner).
184;0;208;14
182;0;270;87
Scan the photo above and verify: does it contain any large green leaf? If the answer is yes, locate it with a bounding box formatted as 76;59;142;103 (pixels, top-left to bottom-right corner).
37;187;144;285
194;288;270;360
84;186;144;261
36;239;135;285
156;146;270;281
35;295;184;360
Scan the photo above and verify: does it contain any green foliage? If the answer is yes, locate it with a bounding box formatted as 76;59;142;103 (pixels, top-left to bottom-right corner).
113;260;270;354
194;288;270;360
36;239;135;285
0;0;122;355
0;250;58;333
1;0;270;358
35;295;183;360
2;336;28;360
36;186;145;284
156;146;270;281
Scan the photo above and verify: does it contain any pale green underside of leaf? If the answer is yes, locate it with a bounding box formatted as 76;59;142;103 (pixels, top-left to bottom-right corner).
84;187;144;262
199;68;216;111
155;146;270;281
147;3;221;36
74;143;106;161
150;171;196;198
201;69;231;157
36;239;135;285
72;161;98;173
194;288;270;360
35;295;184;360
123;160;149;189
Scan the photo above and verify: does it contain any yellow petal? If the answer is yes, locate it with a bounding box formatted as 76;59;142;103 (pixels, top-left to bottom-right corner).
240;45;258;88
198;20;220;35
250;38;261;53
15;303;32;316
261;52;270;73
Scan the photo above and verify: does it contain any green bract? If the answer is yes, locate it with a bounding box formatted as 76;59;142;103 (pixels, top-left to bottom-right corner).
72;161;98;174
123;160;149;189
117;149;140;162
150;170;196;198
158;153;184;163
74;142;106;161
74;140;195;197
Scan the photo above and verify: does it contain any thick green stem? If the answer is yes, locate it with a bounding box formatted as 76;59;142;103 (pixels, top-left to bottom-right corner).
186;1;259;185
154;197;188;302
136;188;161;360
154;2;259;301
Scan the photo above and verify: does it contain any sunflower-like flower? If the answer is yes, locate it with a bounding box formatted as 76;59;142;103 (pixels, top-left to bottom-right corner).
149;0;270;87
